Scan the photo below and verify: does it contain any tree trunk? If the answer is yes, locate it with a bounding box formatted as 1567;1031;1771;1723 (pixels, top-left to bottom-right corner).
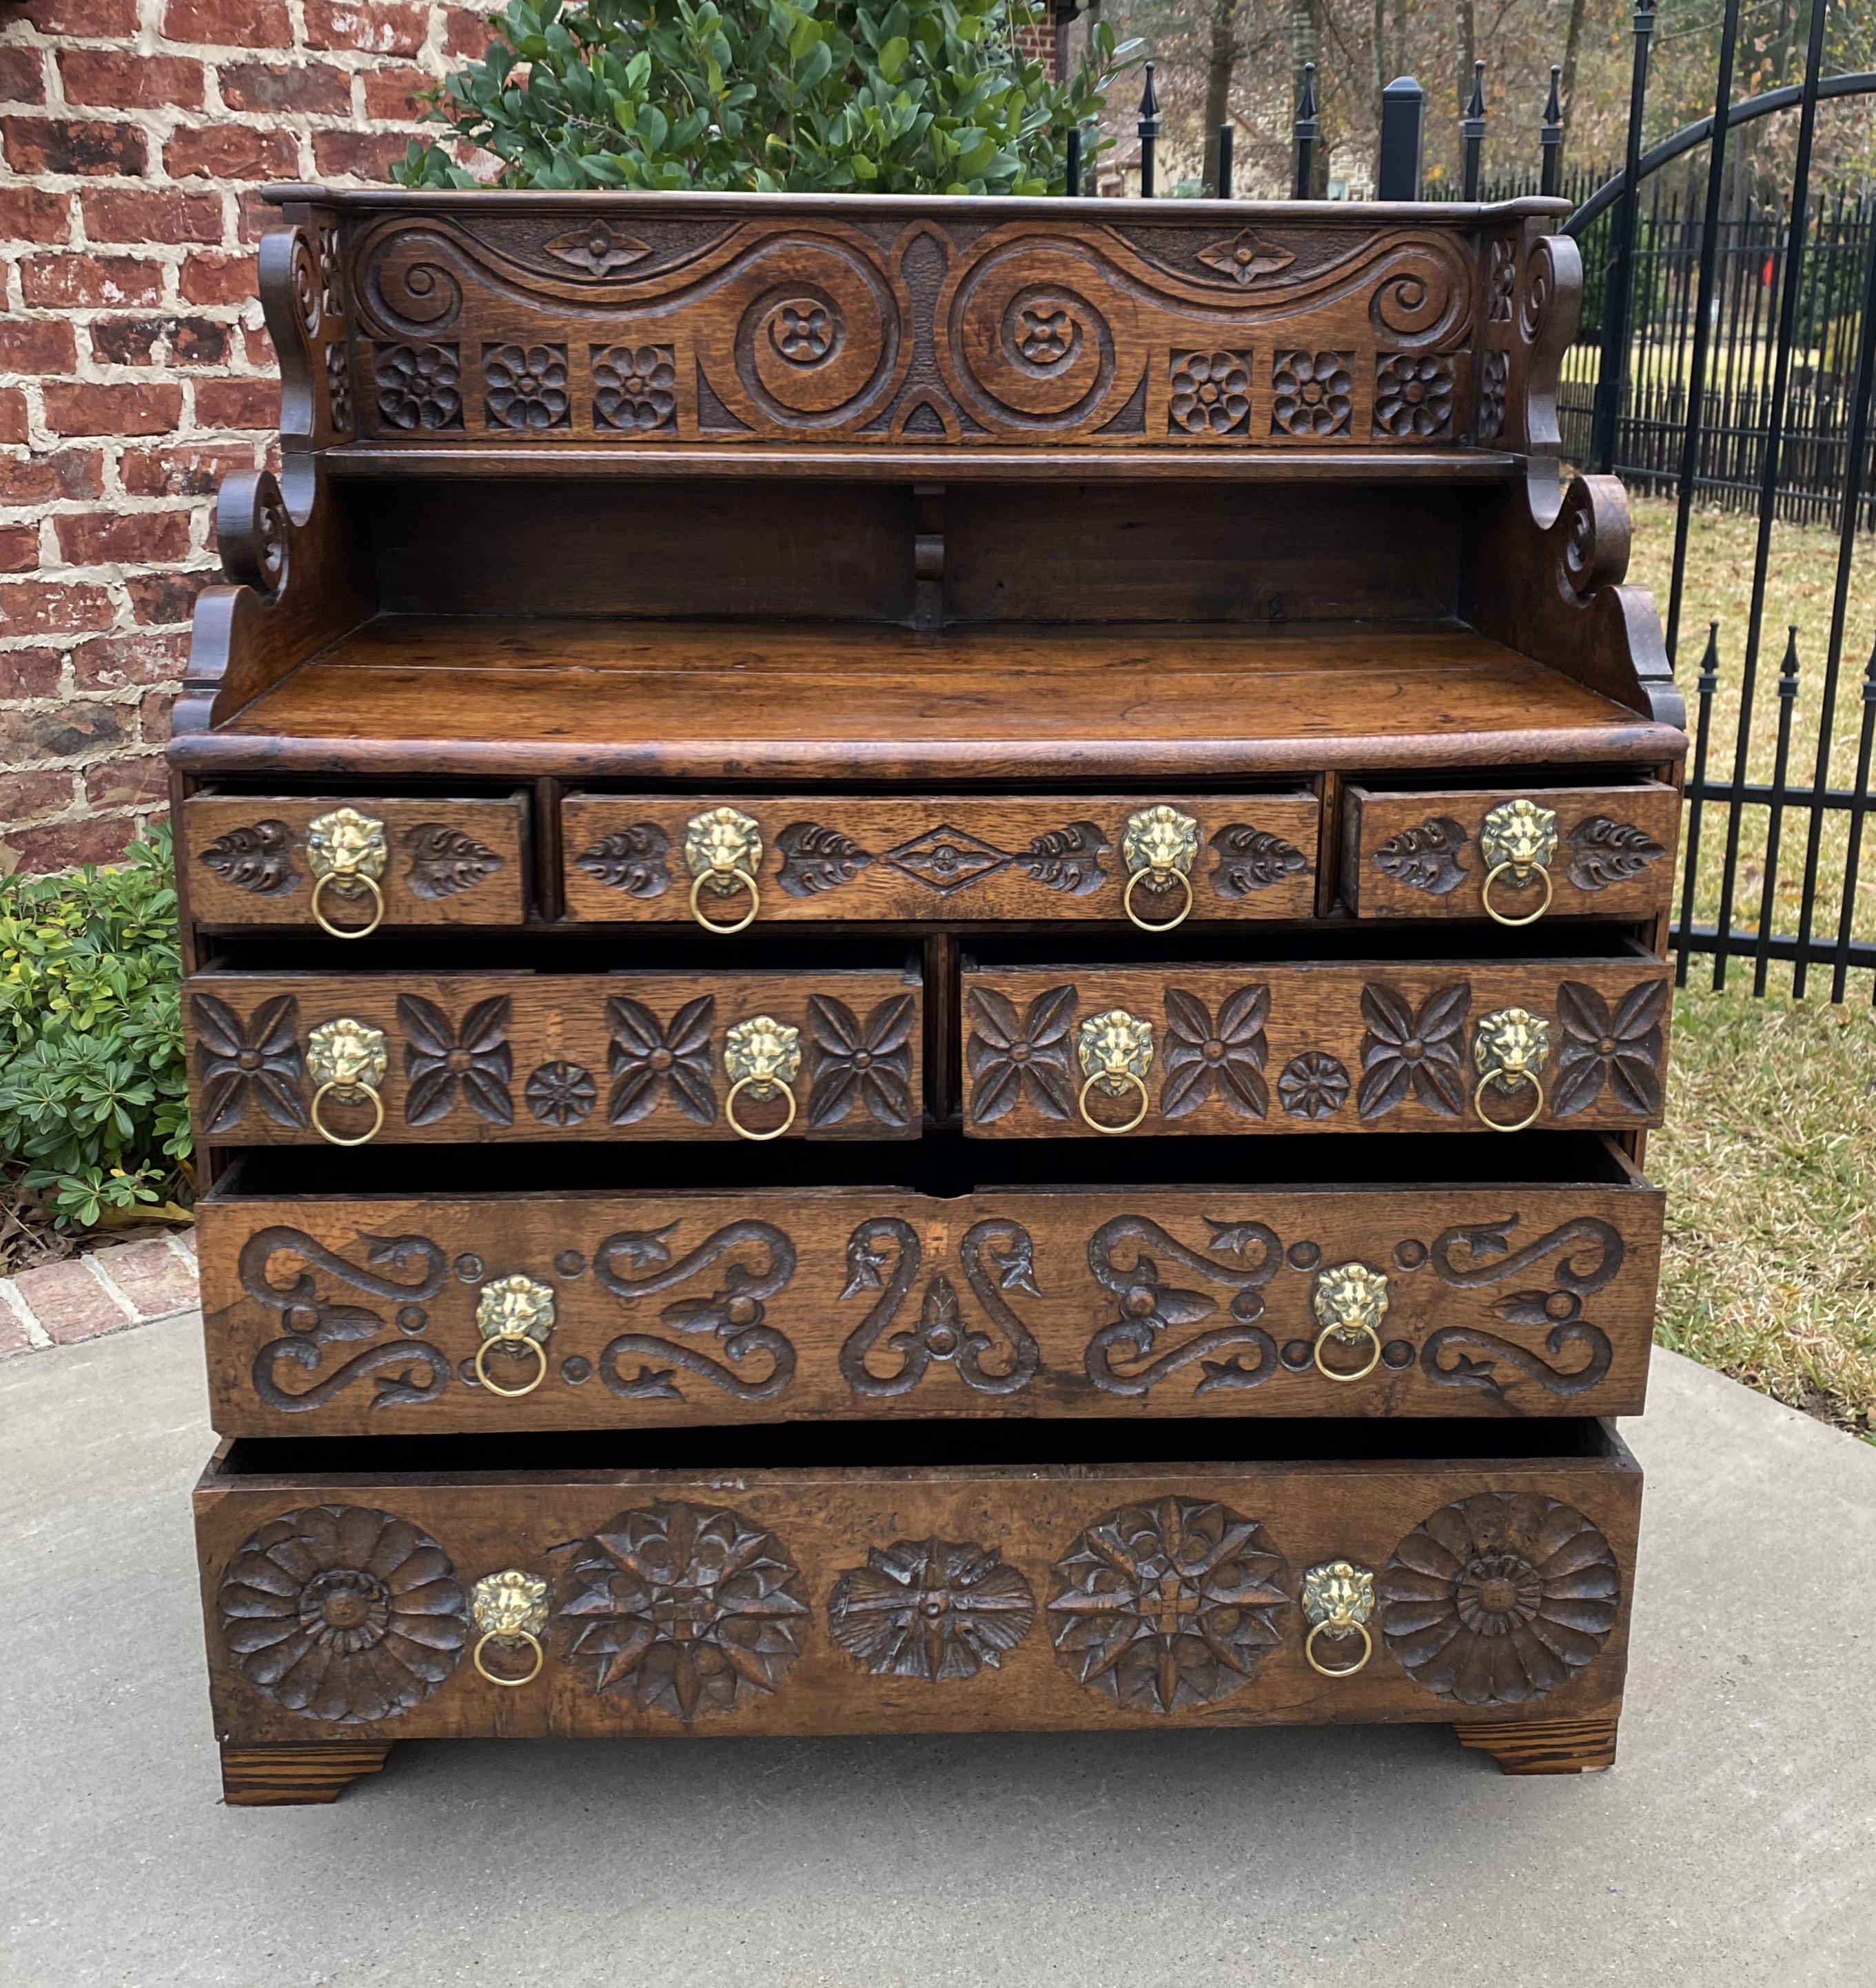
1201;0;1238;196
1372;0;1387;142
1558;0;1588;171
1289;0;1325;196
1456;0;1474;108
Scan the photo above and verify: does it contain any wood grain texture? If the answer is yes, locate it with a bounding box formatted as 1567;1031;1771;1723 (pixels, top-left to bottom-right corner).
960;957;1673;1138
220;1741;391;1805
185;969;922;1145
1343;781;1680;921
562;793;1319;926
184;795;528;929
194;1431;1639;1743
1454;1714;1618;1774
195;1174;1663;1435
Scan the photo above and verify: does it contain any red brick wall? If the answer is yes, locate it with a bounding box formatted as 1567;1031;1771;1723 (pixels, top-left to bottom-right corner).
0;1;480;872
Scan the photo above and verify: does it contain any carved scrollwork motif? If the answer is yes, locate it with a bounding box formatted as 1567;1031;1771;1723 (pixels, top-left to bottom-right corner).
735;239;896;424
1372;814;1469;894
289;231;321;340
400;993;513;1126
1048;1497;1290;1713
559;1500;809;1722
242;1226;452;1413
594;1219;797;1400
945;241;1120;431
1374;352;1455;438
192;992;307;1133
1084;1213;1281;1396
829;1539;1036;1681
374;341;462;430
1520;237;1556;342
577;822;670;896
218;1504;468;1722
838;1216;1041;1398
1378;1494;1620;1705
402;823;502;900
201;820;298;896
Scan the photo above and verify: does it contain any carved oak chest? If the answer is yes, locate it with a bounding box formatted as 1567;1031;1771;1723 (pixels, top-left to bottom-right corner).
172;186;1683;1801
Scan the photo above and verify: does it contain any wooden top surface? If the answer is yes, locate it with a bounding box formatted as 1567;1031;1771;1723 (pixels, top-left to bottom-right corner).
171;617;1683;781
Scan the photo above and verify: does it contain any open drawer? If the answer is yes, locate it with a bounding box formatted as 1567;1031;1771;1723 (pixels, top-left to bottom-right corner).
196;1417;1640;1752
183;793;529;932
185;964;921;1145
561;792;1321;929
1341;780;1680;924
194;1135;1661;1433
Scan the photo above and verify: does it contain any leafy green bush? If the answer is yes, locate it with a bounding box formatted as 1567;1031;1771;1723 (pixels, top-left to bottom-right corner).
0;825;191;1230
393;0;1140;195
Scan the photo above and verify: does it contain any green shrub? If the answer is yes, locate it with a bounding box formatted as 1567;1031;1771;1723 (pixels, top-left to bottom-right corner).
393;0;1140;196
0;824;191;1230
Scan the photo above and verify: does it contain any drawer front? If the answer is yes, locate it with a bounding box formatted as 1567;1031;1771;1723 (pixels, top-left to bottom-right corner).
184;795;528;930
961;958;1671;1138
185;970;921;1145
562;793;1321;928
1343;783;1679;923
196;1437;1640;1741
197;1177;1662;1435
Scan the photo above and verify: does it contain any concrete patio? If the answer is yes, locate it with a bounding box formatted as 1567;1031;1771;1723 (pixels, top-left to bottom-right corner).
3;1313;1872;1988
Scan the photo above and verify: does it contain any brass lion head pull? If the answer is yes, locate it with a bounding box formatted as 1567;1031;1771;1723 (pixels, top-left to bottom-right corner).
684;806;762;934
1310;1261;1388;1382
471;1569;549;1688
474;1273;555;1398
306;1016;387;1146
1076;1008;1154;1134
1478;799;1559;926
1301;1559;1376;1677
724;1014;801;1140
307;806;389;939
1473;1005;1551;1132
1121;806;1200;932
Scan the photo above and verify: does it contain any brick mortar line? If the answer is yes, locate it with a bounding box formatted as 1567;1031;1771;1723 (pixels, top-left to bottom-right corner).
0;1227;202;1357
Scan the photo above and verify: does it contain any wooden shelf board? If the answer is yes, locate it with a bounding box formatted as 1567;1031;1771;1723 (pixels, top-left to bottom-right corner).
171;617;1682;782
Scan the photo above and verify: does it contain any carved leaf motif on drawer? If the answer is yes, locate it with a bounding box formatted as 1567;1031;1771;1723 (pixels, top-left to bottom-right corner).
1083;1213;1281;1396
1209;823;1308;896
1048;1497;1291;1713
829;1539;1037;1681
1161;986;1269;1118
200;820;299;896
606;995;716;1125
193;992;307;1133
1555;979;1667;1118
775;822;874;896
1567;817;1667;891
1015;821;1108;894
1372;815;1469;894
966;984;1077;1121
1357;982;1471;1118
806;993;915;1129
402;823;503;900
399;994;514;1125
576;823;671;897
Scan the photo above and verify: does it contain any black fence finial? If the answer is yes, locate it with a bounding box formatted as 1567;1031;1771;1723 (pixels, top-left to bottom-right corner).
1462;59;1487;200
1137;62;1160;199
1540;64;1563;196
1292;61;1318;199
1217;123;1234;201
1378;76;1424;201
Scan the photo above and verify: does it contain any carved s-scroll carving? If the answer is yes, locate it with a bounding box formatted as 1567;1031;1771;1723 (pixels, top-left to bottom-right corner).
1084;1214;1280;1395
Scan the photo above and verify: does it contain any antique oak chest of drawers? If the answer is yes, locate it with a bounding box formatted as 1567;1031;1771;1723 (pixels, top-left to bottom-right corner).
171;186;1683;1802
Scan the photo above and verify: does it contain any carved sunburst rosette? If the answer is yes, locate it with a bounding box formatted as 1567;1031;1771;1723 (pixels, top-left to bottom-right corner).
828;1537;1037;1681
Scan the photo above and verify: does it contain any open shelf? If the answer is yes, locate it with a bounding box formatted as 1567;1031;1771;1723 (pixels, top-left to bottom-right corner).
170;616;1682;782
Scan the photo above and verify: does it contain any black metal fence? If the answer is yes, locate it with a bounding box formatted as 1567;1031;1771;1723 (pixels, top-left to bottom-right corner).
1097;12;1876;1003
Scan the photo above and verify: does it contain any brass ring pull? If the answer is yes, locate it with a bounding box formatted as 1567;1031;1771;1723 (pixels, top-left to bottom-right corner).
474;1333;549;1397
1077;1068;1150;1136
726;1071;797;1140
1305;1617;1374;1678
1123;865;1194;933
472;1628;544;1688
1473;1067;1544;1133
1480;861;1554;928
689;866;759;934
308;868;385;939
309;1078;384;1147
1312;1320;1383;1384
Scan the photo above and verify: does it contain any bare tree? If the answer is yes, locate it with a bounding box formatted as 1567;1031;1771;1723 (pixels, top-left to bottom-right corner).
1558;0;1587;169
1202;0;1239;192
1289;0;1327;193
1456;0;1475;106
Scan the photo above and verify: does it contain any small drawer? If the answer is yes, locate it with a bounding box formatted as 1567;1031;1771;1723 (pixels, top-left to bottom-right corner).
185;966;921;1146
961;954;1670;1138
196;1142;1662;1435
195;1417;1640;1742
183;795;529;932
1342;782;1679;924
562;792;1321;929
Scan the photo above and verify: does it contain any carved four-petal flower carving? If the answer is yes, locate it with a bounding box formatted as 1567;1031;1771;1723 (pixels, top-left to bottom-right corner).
193;992;307;1133
966;984;1076;1123
1161;985;1269;1119
607;994;716;1124
806;992;915;1129
1048;1497;1290;1714
559;1499;810;1722
399;994;513;1125
1555;979;1667;1118
1357;982;1470;1119
828;1538;1037;1682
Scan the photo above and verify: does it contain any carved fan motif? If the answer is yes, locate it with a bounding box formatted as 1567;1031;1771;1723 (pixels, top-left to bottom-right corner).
558;1500;809;1721
192;992;307;1132
1357;982;1470;1118
966;984;1076;1122
1372;815;1469;894
1378;1493;1620;1705
216;1504;468;1723
1048;1497;1290;1713
1567;817;1666;891
828;1539;1037;1681
399;993;513;1125
200;820;298;895
806;992;915;1129
1210;823;1307;896
1161;986;1269;1119
403;823;502;899
578;823;670;896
